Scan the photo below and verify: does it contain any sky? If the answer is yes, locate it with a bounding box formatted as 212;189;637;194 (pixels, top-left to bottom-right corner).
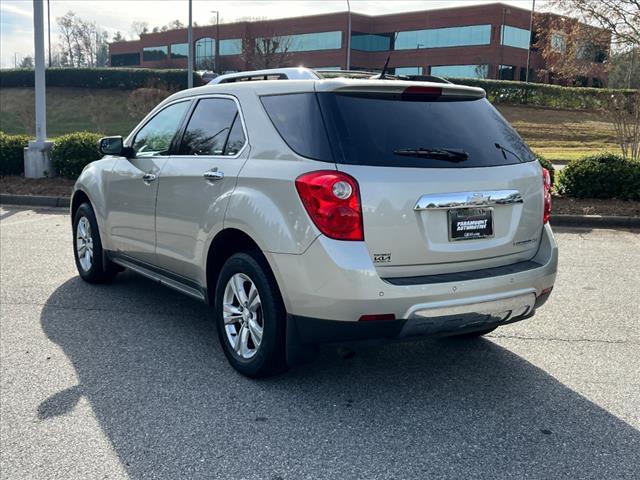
0;0;548;68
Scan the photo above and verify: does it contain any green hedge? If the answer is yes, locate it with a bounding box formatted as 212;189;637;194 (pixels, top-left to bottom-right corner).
51;132;103;179
446;78;636;111
0;132;30;175
557;153;640;200
0;68;204;91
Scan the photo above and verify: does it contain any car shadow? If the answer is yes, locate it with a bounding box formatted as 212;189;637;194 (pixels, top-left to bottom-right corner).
40;273;640;479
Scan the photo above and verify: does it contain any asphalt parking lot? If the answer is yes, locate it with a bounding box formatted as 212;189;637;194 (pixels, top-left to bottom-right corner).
1;205;639;480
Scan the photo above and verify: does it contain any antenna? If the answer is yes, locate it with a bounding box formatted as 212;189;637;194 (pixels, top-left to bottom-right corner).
379;32;400;79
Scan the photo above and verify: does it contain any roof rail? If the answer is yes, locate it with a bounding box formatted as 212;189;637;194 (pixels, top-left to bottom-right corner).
208;67;320;84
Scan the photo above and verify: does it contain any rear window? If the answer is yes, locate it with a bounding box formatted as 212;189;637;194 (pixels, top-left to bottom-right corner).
261;91;535;168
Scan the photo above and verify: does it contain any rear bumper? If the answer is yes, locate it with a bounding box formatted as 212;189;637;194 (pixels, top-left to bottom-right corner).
290;289;552;345
267;223;558;330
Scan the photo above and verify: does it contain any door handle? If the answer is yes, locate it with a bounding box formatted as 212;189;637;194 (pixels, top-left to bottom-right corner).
203;170;224;182
142;172;157;183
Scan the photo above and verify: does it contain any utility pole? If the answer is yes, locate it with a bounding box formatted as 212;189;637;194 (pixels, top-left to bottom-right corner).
187;0;193;88
346;0;351;70
24;0;53;178
525;0;536;83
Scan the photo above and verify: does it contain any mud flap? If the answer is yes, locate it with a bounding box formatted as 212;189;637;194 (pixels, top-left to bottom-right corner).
286;315;319;367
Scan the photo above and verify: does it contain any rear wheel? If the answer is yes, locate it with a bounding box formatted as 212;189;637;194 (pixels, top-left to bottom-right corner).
214;252;286;377
73;203;118;283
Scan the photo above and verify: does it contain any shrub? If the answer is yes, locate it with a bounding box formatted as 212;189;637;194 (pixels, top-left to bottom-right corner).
0;68;204;91
535;153;556;187
51;132;103;179
557;153;640;200
0;131;30;175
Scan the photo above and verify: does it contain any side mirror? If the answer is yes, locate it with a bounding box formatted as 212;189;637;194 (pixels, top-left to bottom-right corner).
98;136;134;158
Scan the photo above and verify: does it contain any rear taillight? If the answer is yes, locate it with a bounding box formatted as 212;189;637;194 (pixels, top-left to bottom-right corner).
295;170;364;241
542;168;552;224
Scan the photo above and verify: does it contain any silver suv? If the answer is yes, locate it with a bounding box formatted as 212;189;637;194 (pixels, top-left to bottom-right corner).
71;68;557;377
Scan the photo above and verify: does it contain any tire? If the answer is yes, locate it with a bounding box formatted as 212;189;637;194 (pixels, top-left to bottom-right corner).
73;202;118;283
452;325;498;338
214;252;286;378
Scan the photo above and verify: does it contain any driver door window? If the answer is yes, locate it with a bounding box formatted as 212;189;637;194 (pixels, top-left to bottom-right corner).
132;101;190;157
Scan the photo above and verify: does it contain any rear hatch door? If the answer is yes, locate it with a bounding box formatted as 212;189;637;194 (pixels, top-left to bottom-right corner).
316;82;544;277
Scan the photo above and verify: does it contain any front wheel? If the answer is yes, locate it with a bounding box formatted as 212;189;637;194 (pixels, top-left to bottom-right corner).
73;203;118;283
214;252;286;377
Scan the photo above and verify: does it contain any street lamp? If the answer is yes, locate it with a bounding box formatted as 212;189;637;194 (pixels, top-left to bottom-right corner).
187;0;193;88
211;10;220;73
346;0;351;70
525;0;536;83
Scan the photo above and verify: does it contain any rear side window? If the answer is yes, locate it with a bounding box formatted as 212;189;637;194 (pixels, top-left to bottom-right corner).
260;93;333;161
179;98;245;156
318;93;535;168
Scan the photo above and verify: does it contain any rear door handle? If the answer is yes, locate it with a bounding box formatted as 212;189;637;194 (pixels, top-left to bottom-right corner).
203;170;224;182
142;172;157;183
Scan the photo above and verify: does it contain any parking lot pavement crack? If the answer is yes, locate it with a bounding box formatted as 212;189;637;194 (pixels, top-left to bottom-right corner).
488;333;638;346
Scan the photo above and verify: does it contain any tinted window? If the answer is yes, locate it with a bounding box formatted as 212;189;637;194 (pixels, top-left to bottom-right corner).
225;115;246;155
260;93;333;161
179;98;244;156
132;101;190;157
318;93;535;168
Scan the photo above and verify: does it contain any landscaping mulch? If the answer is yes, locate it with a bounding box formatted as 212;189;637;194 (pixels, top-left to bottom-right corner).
0;176;74;198
1;176;639;218
552;196;640;217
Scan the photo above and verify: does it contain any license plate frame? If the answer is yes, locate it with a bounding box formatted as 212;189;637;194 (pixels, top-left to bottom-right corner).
448;207;494;241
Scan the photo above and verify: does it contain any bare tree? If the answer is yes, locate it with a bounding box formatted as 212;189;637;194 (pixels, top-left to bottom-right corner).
57;12;108;67
240;20;293;70
131;21;149;38
546;0;639;49
604;91;640;161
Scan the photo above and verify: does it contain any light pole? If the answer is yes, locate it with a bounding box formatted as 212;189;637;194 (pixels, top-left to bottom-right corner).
47;0;52;67
525;0;536;83
346;0;351;70
211;10;219;73
24;0;53;178
187;0;193;88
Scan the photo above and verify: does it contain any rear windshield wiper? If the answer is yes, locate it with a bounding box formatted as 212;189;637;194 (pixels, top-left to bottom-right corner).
392;147;469;162
494;143;525;163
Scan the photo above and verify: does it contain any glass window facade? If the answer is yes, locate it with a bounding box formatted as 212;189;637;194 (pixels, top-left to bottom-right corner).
430;64;489;79
501;25;530;50
220;39;242;56
195;37;215;69
111;52;140;66
142;46;168;62
351;32;391;52
395;67;422;76
270;31;342;53
170;43;188;59
498;65;515;80
395;25;491;50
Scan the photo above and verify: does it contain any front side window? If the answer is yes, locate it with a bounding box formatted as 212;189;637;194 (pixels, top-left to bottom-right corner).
131;101;190;157
179;98;245;156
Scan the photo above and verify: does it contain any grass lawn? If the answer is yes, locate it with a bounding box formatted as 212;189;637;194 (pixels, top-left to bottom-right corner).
497;105;621;161
0;88;621;162
0;87;139;137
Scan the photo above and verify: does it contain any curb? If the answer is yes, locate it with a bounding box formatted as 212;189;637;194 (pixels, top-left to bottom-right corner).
550;214;640;229
1;194;638;229
1;194;70;209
